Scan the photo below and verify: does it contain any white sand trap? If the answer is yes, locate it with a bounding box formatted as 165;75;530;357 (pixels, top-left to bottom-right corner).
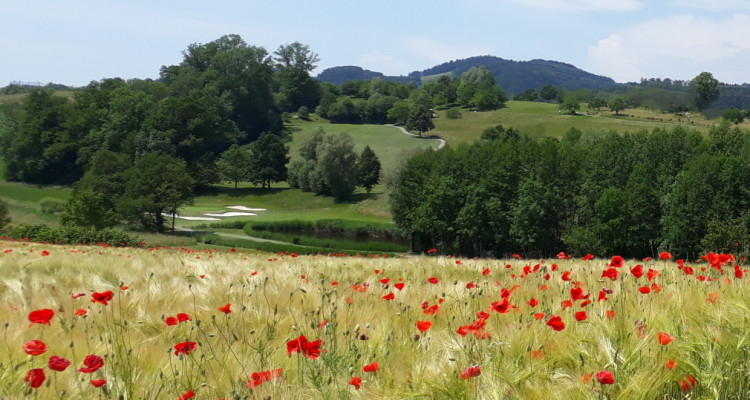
204;212;257;217
159;213;220;221
226;206;267;212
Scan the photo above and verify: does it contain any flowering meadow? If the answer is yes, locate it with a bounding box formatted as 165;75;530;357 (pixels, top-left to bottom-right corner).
2;239;750;399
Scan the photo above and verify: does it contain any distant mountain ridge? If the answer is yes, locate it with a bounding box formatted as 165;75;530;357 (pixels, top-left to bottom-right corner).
316;55;617;94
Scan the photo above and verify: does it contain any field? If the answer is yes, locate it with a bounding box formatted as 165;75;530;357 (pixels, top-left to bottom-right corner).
2;241;748;399
433;101;737;144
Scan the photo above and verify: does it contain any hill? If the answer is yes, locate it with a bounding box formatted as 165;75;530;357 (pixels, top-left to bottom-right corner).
316;55;616;93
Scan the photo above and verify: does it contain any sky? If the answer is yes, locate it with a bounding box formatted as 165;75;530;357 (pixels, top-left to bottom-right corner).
3;0;750;87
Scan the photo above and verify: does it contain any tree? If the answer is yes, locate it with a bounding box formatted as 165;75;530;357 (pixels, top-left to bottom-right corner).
609;97;628;115
217;144;252;188
357;145;381;194
588;97;608;111
249;133;289;189
405;105;434;137
317;133;358;198
117;153;195;232
273;42;321;112
561;95;580;113
539;85;559;102
0;199;10;231
721;108;745;124
691;72;720;111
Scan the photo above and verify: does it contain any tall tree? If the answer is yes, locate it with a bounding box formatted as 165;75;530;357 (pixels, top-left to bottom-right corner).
609;97;628;115
317;133;358;198
217;144;252;188
691;72;720;111
273;42;321;112
249;133;289;189
356;145;381;194
405;105;435;137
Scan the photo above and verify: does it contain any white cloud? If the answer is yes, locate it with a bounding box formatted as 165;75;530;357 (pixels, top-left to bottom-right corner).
403;36;494;65
588;14;750;82
508;0;643;11
673;0;750;11
356;50;409;75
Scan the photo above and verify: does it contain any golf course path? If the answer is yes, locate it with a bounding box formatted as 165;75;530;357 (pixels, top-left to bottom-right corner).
388;125;446;150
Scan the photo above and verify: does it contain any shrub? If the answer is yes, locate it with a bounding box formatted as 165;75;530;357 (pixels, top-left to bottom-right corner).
39;197;66;214
5;224;141;247
445;108;462;119
0;199;9;231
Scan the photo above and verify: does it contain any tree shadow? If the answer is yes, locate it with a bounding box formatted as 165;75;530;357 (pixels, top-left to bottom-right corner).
333;192;378;205
199;186;286;197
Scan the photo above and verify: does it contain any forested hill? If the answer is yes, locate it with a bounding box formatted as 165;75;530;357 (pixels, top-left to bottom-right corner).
316;55;617;93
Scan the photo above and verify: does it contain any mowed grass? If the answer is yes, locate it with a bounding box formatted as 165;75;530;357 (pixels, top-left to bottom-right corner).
434;101;726;144
2;241;749;399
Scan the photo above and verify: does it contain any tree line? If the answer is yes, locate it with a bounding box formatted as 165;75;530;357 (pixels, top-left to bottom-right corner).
390;122;750;259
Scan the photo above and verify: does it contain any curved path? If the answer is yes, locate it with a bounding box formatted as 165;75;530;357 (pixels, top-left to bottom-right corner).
388;125;446;150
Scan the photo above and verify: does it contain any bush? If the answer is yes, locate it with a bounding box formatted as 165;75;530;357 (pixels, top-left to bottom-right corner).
5;224;141;247
40;197;66;214
445;108;462;119
297;105;310;120
0;199;10;231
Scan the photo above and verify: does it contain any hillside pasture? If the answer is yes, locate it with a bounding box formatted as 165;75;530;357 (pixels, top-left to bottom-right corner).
1;241;747;399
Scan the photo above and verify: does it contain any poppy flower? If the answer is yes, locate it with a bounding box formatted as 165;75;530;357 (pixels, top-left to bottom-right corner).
79;354;104;373
165;317;178;326
382;293;395;300
491;298;510;313
528;297;539;307
658;332;674;346
546;315;565;331
575;311;587;322
379;278;390;285
416;320;433;332
561;271;572;281
178;390;195;399
91;379;107;387
23;339;47;356
601;268;619;280
362;361;379;373
75;308;87;317
91;290;114;306
72;293;86;299
680;374;696;391
647;268;660;281
534;313;545;320
428;277;439;284
28;308;55;327
630;264;644;278
659;251;672;260
582;254;595;261
247;368;282;389
24;368;45;388
465;282;475;289
48;355;71;371
570;287;586;301
348;376;362;390
609;256;624;268
531;349;545;360
596;370;615;385
482;268;491;276
638;286;651;294
174;341;198;356
176;313;190;322
606;310;615;319
459;365;481;379
424;304;439;315
394;282;405;291
287;335;323;359
218;303;231;314
41;250;50;256
666;359;677;370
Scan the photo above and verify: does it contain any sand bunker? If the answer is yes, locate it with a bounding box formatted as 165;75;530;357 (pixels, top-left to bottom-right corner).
226;205;267;212
204;212;257;217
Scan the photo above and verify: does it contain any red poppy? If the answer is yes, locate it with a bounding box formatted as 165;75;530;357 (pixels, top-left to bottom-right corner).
534;313;545;320
178;390;195;400
582;254;595;261
596;370;615;385
28;309;54;327
174;341;198;356
482;268;491;276
362;361;379;373
659;251;672;260
562;271;572;281
528;297;539;307
23;339;47;356
72;293;86;299
382;293;395;300
91;290;114;306
658;332;674;346
666;359;677;370
647;268;660;281
247;368;282;389
574;311;587;322
609;256;624;268
680;374;696;391
75;308;87;317
348;376;362;390
428;277;439;284
602;267;619;280
459;365;481;379
24;368;45;388
176;313;190;322
287;335;323;359
598;290;608;302
638;286;651;294
416;320;433;332
465;282;476;289
491;298;510;313
606;310;615;319
218;303;232;314
79;354;104;373
546;315;565;331
165;317;178;326
394;282;405;291
630;264;644;278
48;355;71;371
379;278;390;285
424;304;439;315
570;287;586;301
41;250;50;256
91;379;107;387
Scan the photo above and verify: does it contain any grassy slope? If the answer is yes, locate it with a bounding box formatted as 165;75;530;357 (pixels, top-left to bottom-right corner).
433;100;732;144
1;242;746;399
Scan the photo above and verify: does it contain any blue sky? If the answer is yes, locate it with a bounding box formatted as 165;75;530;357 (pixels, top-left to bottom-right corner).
4;0;750;87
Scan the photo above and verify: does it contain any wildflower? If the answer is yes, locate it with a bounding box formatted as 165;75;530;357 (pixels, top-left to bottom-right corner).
596;370;615;385
528;297;539;307
176;313;190;322
658;332;674;346
247;368;282;389
91;379;107;387
363;362;379;373
165;317;178;326
582;254;595;261
91;290;114;306
428;277;439;284
41;250;50;256
24;368;45;388
28;309;54;327
394;282;405;291
659;251;672;260
459;365;481;379
218;303;231;314
606;310;615;319
666;359;677;370
601;268;619;280
531;349;545;360
416;320;433;333
75;308;87;317
638;286;651;294
546;315;565;331
630;264;644;278
609;256;624;268
178;390;195;399
287;335;323;359
348;376;362;389
23;340;47;356
575;311;587;322
79;354;104;373
382;293;395;300
48;355;71;371
492;298;510;313
174;341;197;356
482;268;491;275
647;268;660;281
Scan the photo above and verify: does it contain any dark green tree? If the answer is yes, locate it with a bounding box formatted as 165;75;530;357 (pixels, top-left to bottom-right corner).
356;145;381;194
217;144;252;188
273;42;321;112
691;71;720;111
561;95;580;113
539;85;559;102
249;133;289;189
721;108;745;124
405;105;434;137
317;133;358;198
609;97;628;115
0;199;10;231
588;97;608;111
